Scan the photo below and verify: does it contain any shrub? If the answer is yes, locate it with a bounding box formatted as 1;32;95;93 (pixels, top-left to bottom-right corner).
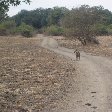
62;28;75;37
17;23;34;37
0;20;16;35
45;25;63;36
108;24;112;29
107;24;112;35
107;29;112;35
0;24;6;35
94;24;108;35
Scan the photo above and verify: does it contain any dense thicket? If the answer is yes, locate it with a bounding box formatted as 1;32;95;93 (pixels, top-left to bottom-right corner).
12;7;68;28
1;5;112;43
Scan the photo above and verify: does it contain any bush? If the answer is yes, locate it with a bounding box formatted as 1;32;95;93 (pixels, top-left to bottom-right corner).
17;23;34;37
107;29;112;35
107;24;112;35
62;28;76;37
45;25;63;36
0;20;16;35
21;29;32;37
94;24;108;35
0;25;7;36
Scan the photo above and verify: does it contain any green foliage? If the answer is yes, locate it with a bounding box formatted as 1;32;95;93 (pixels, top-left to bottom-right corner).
94;24;108;35
107;24;112;35
12;6;112;40
0;20;16;35
1;20;16;29
17;23;34;37
1;5;112;41
0;20;34;37
0;0;30;11
0;10;8;23
13;8;50;28
12;7;69;28
62;28;75;37
108;24;112;29
47;7;68;26
0;0;30;23
45;25;63;36
62;5;111;44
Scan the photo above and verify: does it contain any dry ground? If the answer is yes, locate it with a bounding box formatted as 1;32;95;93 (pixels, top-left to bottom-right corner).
42;37;112;112
1;35;112;112
0;36;76;112
57;36;112;57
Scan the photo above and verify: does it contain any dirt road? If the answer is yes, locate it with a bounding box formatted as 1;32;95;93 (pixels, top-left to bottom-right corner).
41;37;112;112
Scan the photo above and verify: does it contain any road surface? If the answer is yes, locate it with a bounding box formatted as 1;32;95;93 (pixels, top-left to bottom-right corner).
41;37;112;112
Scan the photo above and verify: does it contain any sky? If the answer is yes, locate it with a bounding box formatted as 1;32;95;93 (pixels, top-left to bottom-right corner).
8;0;112;16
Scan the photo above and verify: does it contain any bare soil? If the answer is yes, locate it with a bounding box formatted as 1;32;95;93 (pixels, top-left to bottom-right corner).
1;35;112;112
42;37;112;112
0;36;75;112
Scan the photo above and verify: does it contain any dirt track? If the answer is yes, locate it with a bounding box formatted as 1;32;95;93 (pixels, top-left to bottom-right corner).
42;37;112;112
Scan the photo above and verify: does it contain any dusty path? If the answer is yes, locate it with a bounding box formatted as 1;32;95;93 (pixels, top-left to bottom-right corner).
41;37;112;112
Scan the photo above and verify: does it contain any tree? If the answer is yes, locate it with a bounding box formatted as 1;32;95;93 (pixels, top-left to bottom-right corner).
62;5;103;45
13;8;50;28
12;6;112;38
0;0;30;22
0;10;7;22
0;0;30;11
47;7;68;26
12;7;68;28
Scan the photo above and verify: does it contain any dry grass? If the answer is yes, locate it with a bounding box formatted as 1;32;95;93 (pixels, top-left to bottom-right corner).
0;36;75;112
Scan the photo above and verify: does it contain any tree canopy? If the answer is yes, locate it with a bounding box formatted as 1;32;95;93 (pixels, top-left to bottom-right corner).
62;5;112;44
1;5;112;42
0;0;31;22
0;0;30;11
12;7;68;28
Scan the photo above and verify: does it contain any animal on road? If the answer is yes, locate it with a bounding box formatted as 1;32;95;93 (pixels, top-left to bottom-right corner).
74;49;80;60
